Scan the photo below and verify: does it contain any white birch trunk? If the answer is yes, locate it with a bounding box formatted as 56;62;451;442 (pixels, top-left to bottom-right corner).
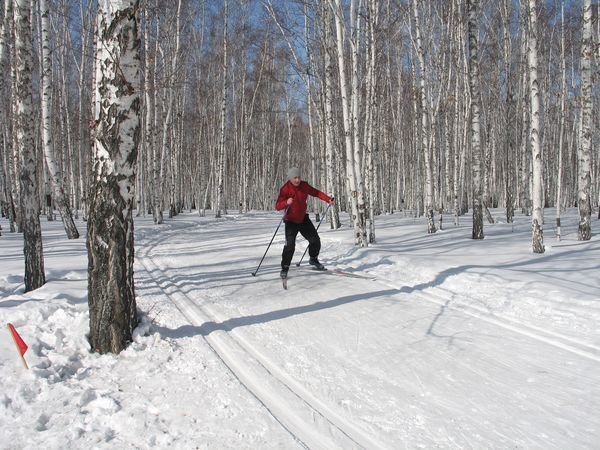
453;74;461;226
350;0;368;244
141;5;152;218
77;1;93;221
215;0;228;218
0;1;17;233
452;0;463;225
242;40;266;213
467;0;483;239
556;2;566;240
331;0;367;246
15;0;45;291
40;0;79;240
527;0;544;253
411;0;436;234
365;0;378;242
151;2;163;224
501;0;515;224
322;3;341;230
577;0;593;241
88;0;140;354
167;0;182;218
57;13;75;223
518;1;530;216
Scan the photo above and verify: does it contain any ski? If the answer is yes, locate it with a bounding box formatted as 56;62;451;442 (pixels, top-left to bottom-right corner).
282;267;374;288
302;267;374;280
324;268;374;279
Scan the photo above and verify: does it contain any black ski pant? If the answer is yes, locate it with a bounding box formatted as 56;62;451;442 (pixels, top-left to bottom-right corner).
281;214;320;268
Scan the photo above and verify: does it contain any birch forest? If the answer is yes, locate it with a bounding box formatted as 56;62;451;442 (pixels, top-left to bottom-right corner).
1;0;599;252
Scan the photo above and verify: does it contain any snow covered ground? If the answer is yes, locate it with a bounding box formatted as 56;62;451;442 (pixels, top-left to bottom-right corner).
1;208;599;449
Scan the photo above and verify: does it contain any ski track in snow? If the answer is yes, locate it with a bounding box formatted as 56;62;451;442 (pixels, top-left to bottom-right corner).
2;210;598;449
132;213;599;449
137;219;388;450
374;278;600;364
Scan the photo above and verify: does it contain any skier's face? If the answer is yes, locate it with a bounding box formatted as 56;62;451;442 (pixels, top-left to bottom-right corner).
290;176;301;187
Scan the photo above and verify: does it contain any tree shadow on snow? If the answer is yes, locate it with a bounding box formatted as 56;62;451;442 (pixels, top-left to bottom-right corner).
154;288;399;338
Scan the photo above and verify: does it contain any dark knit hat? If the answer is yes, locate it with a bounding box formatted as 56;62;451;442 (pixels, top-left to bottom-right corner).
287;167;300;179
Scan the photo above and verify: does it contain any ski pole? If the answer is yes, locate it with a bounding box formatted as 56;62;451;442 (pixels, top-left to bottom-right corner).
252;207;288;277
295;201;333;267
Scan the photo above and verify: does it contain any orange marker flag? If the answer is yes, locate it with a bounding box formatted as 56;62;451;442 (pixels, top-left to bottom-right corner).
8;323;29;369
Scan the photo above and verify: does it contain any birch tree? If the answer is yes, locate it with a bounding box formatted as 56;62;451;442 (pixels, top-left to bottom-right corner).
88;0;140;354
555;1;566;240
331;0;368;246
577;0;593;241
162;0;183;219
54;2;76;223
321;2;341;230
349;0;368;244
15;0;45;291
500;0;515;224
149;0;163;224
411;0;436;234
76;1;95;221
518;27;530;217
215;0;228;218
467;0;483;240
0;0;16;233
40;0;79;239
364;0;378;242
527;0;544;253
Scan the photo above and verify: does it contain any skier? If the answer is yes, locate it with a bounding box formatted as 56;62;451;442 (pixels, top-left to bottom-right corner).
275;167;334;279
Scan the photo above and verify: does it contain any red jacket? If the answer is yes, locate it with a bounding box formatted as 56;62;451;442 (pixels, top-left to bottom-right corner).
275;181;331;224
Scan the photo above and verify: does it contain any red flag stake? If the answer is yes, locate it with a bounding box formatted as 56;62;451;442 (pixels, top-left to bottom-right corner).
7;323;29;369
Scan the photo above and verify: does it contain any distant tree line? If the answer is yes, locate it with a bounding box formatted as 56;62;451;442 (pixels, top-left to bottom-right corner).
0;1;597;350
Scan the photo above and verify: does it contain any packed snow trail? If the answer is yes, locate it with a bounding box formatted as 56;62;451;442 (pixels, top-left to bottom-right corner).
3;210;598;449
137;219;388;449
135;212;599;449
